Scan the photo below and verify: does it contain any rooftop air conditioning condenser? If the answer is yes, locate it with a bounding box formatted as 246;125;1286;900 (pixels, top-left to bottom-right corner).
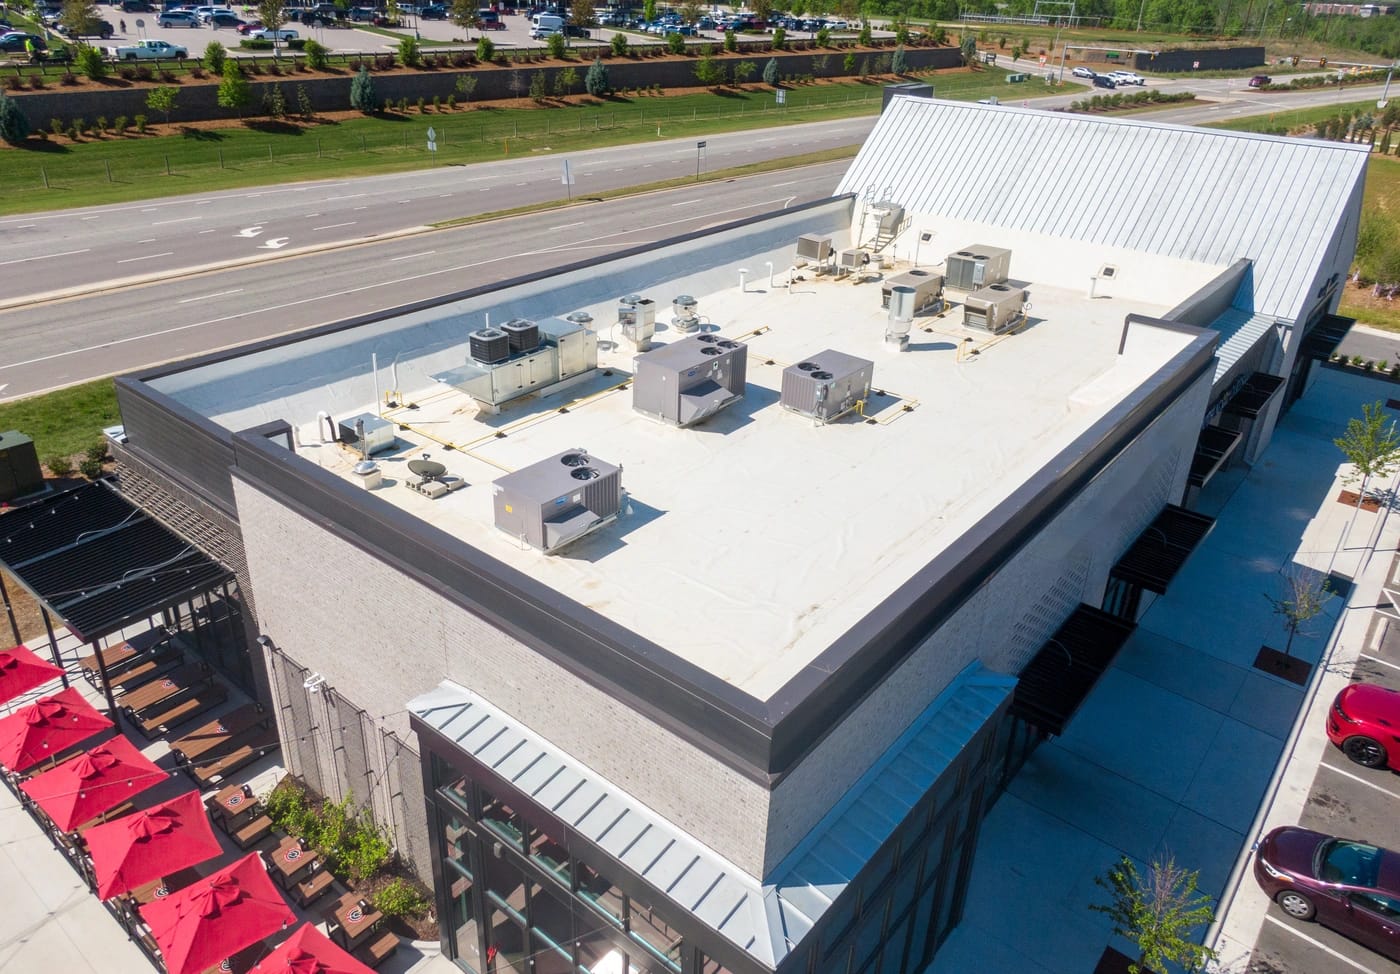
492;449;623;553
632;334;747;427
780;351;874;424
944;246;1011;292
963;282;1029;334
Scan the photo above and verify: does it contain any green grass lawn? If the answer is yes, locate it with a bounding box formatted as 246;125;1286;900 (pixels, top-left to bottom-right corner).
0;379;119;462
0;71;1023;214
1204;98;1385;134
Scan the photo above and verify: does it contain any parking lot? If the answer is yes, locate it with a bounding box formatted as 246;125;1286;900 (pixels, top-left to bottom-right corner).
1248;564;1400;974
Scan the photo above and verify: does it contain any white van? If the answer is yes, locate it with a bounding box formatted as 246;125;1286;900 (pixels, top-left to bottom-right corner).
530;13;563;38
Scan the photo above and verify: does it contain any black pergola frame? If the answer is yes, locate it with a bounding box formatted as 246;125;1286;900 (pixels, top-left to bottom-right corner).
0;479;233;723
1109;504;1216;595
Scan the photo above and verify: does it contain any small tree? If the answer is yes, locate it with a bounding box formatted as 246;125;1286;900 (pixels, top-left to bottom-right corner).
643;0;656;23
296;82;314;119
1265;565;1335;659
556;65;578;95
476;36;495;62
694;49;723;86
349;64;378;113
302;38;329;70
723;29;736;52
257;0;287;57
732;59;756;84
1335;400;1400;514
0;90;31;145
570;0;594;26
1091;855;1219;974
609;31;628;56
762;56;779;87
218;62;252;117
858;21;871;45
584;56;608;96
76;45;106;80
529;69;547;101
678;0;702;24
666;31;685;54
204;40;227;75
771;26;786;49
450;0;479;32
60;0;102;39
891;42;907;75
455;74;477;102
843;50;856;73
398;35;422;68
960;33;976;65
547;31;567;58
146;85;179;125
263;81;287;118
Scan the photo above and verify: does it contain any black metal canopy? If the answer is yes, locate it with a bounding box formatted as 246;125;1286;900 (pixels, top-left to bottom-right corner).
1009;605;1136;737
1188;426;1243;489
1222;372;1286;421
1300;313;1354;362
0;480;231;643
1110;504;1215;595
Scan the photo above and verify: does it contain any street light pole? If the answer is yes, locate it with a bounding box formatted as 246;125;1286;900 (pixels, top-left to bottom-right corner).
1381;61;1396;109
1136;0;1146;30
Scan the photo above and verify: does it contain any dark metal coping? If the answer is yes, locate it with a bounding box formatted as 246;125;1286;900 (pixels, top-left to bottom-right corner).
121;212;1219;786
1222;372;1285;420
1009;604;1137;737
1300;313;1355;361
0;480;232;643
1109;504;1216;595
1188;426;1242;489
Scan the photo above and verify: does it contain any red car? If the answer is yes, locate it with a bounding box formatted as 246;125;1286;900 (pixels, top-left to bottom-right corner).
237;20;263;33
1327;682;1400;769
1254;826;1400;962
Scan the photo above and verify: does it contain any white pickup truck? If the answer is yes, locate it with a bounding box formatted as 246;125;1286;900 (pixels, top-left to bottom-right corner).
106;38;188;60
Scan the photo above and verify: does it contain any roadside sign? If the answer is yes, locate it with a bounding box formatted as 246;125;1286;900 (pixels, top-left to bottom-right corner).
134;17;145;27
775;90;786;104
697;140;707;148
1192;60;1200;69
561;159;574;184
426;126;436;152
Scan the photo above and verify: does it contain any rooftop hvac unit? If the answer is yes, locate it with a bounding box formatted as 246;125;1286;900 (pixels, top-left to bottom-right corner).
0;430;43;503
619;297;656;350
944;245;1012;292
780;351;874;424
632;334;747;427
492;448;623;554
796;233;833;263
838;248;868;276
469;328;511;365
881;268;944;313
538;315;598;382
963;281;1030;334
337;412;397;455
871;202;905;236
433;316;597;410
501;318;541;354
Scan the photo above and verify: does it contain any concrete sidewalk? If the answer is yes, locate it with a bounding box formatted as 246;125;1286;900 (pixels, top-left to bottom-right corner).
930;366;1400;974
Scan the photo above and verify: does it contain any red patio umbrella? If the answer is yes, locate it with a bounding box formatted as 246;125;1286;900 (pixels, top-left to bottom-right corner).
84;789;223;900
141;853;297;974
251;923;376;974
0;685;113;773
0;644;65;705
20;734;167;832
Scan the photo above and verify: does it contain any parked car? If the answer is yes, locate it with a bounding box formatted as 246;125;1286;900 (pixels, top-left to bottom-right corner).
1108;70;1144;85
1328;682;1400;769
207;12;244;27
107;38;188;58
1254;826;1400;962
562;22;588;36
57;16;114;37
1092;74;1117;88
248;26;299;40
120;0;156;10
0;32;48;52
236;19;264;33
1249;74;1272;88
157;9;198;26
1071;65;1095;79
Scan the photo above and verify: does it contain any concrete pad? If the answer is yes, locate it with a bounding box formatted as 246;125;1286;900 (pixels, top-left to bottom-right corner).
1227;669;1306;739
1053;668;1224;801
1180;719;1281;832
1114;627;1246;714
1153;804;1247;896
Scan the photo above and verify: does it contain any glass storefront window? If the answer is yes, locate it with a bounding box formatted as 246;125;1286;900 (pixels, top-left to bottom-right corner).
576;860;626;925
876;914;909;974
443;811;472;864
531;883;575;974
486;907;528;974
484;850;528;922
576;925;633;974
528;824;572;888
904;883;938;970
480;785;526;853
628;899;683;971
850;896;886;971
446;860;482;974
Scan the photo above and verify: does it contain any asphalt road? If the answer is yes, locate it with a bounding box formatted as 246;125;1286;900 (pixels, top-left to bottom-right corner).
1248;602;1400;974
0;159;841;398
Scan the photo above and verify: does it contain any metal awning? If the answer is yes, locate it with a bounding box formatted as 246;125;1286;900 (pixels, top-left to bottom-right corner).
1188;426;1243;489
1222;371;1285;420
0;480;231;643
1300;313;1354;361
1009;605;1136;737
1110;504;1215;594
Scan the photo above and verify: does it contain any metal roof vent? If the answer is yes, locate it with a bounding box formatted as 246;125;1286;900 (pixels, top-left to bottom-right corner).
672;294;700;334
780;350;874;424
565;310;595;331
492;448;623;554
886;286;916;352
619;297;656;351
469;328;511;365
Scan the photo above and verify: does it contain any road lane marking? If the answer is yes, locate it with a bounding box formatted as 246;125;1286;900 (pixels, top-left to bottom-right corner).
0;248;91;266
178;289;244;304
152;217;200;226
138;238;157;244
354;206;368;210
671;199;702;206
1261;916;1381;972
198;229;217;235
116;252;174;264
773;180;798;187
323;193;367;201
548;222;584;231
390;251;437;261
1359;652;1400;671
1320;761;1400;801
311;222;356;231
438;194;453;198
15;224;36;230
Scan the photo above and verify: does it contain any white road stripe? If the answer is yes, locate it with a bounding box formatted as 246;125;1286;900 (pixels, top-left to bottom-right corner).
116;252;174;264
0;248;91;266
151;216;200;226
1359;652;1400;672
548;222;584;231
323;193;367;201
311;222;356;231
178;289;243;304
137;238;157;244
390;251;436;261
1261;915;1381;972
671;199;702;206
1320;761;1400;801
198;229;217;234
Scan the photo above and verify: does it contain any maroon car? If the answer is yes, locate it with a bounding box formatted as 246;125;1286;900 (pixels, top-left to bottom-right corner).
1327;682;1400;769
1254;826;1400;961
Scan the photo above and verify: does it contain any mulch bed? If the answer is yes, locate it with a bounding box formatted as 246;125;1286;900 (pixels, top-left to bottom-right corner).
1254;645;1311;686
1338;489;1383;513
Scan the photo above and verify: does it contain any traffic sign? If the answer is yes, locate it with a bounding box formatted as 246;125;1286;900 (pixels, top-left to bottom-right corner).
697;140;707;148
775;90;786;104
426;126;436;152
1192;60;1200;69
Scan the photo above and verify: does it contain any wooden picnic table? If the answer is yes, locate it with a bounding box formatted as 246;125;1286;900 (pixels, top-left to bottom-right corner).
208;782;257;826
170;703;268;765
327;891;383;949
124;865;204;907
118;663;210;716
264;834;315;889
76;641;139;679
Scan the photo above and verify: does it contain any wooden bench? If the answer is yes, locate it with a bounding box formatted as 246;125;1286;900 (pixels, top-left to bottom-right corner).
118;662;211;718
190;725;279;787
351;931;399;970
170;703;268;765
136;681;228;739
293;867;335;907
230;814;274;850
107;648;182;694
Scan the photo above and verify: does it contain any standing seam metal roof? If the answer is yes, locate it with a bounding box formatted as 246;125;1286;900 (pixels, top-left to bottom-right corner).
836;99;1369;319
410;664;1014;969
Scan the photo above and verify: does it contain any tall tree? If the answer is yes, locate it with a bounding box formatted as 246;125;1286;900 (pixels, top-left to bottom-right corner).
257;0;287;57
1335;400;1400;533
217;62;252;117
60;0;102;40
1091;855;1219;974
570;0;595;26
350;64;379;112
0;90;31;145
450;0;479;33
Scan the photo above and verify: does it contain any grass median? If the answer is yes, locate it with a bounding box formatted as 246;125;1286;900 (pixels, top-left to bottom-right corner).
0;378;119;462
0;72;1021;214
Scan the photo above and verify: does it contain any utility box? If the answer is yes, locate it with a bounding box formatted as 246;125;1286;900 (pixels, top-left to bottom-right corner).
780;351;875;424
945;246;1012;292
632;334;747;428
882;81;933;110
537;316;598;382
0;431;43;502
337;413;397;456
492;449;623;554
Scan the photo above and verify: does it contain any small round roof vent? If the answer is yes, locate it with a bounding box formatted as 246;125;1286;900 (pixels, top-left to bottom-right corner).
560;452;590;467
571;467;599;481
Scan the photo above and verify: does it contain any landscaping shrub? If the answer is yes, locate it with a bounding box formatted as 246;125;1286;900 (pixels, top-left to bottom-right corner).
95;115;108;133
546;31;566;58
3;75;22;91
0;91;30;145
79;459;104;480
29;74;45;90
724;29;736;52
350;64;378;113
585;56;608;96
50;117;65;137
609;31;628;56
134;113;147;133
398;35;421;68
113;114;128;134
118;65;136;80
374;877;430;918
204;40;227;74
76;44;106;80
374;53;394;71
134;64;153;81
303;38;329;69
476;36;495;62
771;26;786;50
666;31;684;54
45;456;74;478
